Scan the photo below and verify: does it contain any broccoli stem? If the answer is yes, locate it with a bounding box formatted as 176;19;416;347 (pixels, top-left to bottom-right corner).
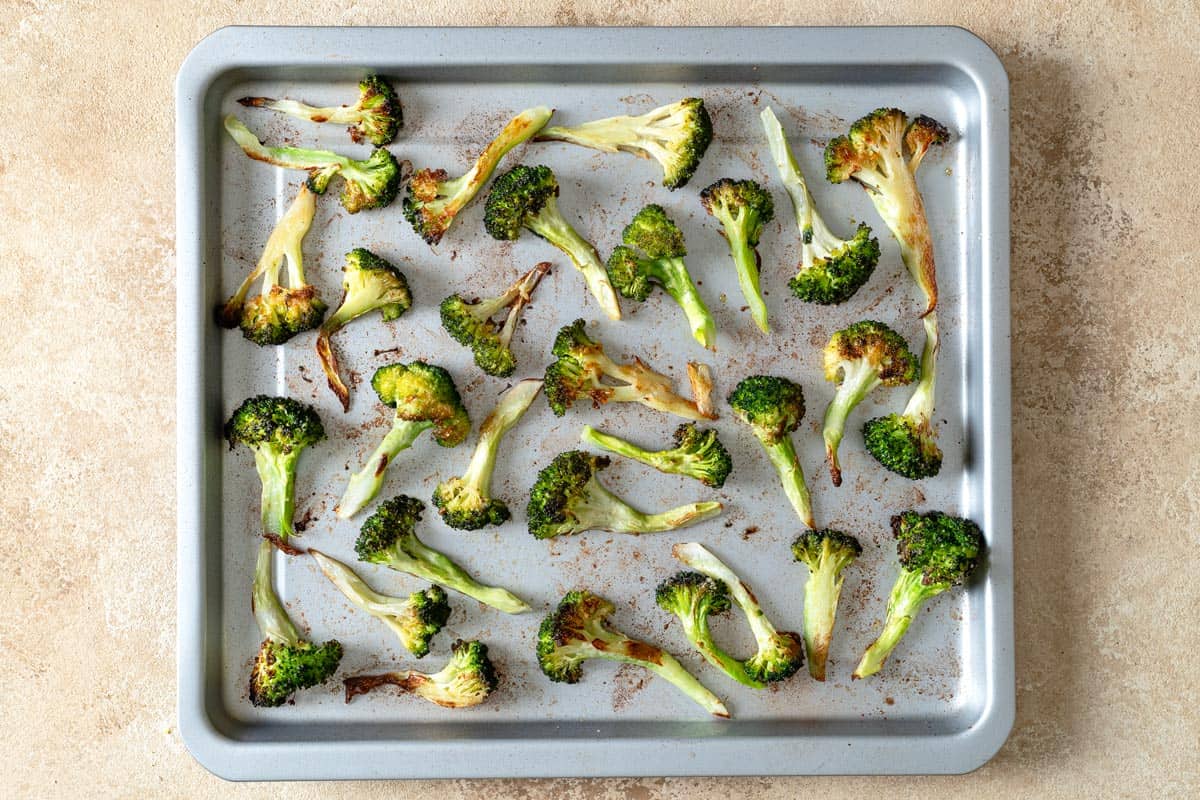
903;312;939;423
309;550;420;647
253;539;300;647
443;107;554;217
580;426;664;469
823;360;883;487
606;377;712;421
525;198;621;320
252;98;364;125
315;290;379;409
673;543;778;657
460;379;542;498
225;115;351;173
254;448;301;540
577;479;722;533
337;420;434;519
763;436;814;528
853;567;941;679
654;258;716;348
585;632;729;717
384;535;530;614
803;558;846;681
726;224;769;333
678;613;766;689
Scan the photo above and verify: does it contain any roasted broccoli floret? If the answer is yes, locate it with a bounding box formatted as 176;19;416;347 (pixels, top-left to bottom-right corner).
433;379;542;530
355;496;530;614
537;590;729;717
822;321;919;486
607;204;715;348
854;511;984;679
344;639;497;708
536;97;713;189
760;107;881;304
224;114;401;213
656;572;764;689
791;530;862;681
224;395;325;542
216;184;326;345
440;262;551;377
483;165;620;320
825;107;949;314
699;178;775;333
526;450;722;539
336;362;470;519
543;319;715;420
404;106;553;244
238;75;402;146
727;375;814;528
316;248;412;410
310;549;450;658
249;540;342;707
580;423;732;488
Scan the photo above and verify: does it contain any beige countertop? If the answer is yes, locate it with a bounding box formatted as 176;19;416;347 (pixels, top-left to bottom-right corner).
2;2;1196;797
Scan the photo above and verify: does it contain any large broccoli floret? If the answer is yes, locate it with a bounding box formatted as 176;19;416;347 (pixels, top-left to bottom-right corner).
238;75;402;146
760;107;881;304
607;204;716;348
526;450;722;540
854;511;984;679
404;106;553;244
248;540;342;707
344;639;497;708
581;423;731;488
354;496;529;614
310;549;450;658
536;97;713;189
483;165;620;320
224;114;401;213
822;321;919;486
543;319;715;420
727;375;814;528
699;178;775;333
224;395;325;542
791;530;862;681
656;572;765;689
537;590;729;717
433;379;542;530
336;362;470;519
439;262;551;377
316;248;412;410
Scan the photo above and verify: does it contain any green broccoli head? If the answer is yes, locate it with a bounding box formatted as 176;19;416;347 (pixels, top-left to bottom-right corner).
655;571;731;623
344;639;498;708
396;586;452;659
341;248;412;322
543;320;606;416
654;97;714;189
439;262;550;378
349;75;403;146
526;451;607;540
432;477;511;530
671;423;733;489
239;285;327;346
371;362;470;446
893;510;983;587
825;320;919;387
354;495;426;563
336;147;402;213
622;204;686;259
249;637;343;707
792;529;863;574
225;395;325;455
789;223;882;305
904;115;951;167
862;414;943;479
605;246;654;301
742;630;805;684
482;165;559;241
727;375;806;445
825;107;911;184
536;590;615;683
699;178;775;246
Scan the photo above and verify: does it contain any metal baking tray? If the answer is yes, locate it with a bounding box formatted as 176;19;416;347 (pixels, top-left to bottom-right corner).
177;25;1012;780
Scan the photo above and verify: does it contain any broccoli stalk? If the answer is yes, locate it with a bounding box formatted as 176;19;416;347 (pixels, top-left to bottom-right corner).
760;107;881;304
224;114;401;213
309;550;450;658
336;362;470;520
791;530;862;681
656;572;765;689
405;106;554;244
537;590;729;718
580;423;732;488
249;540;343;707
699;179;775;333
535;97;713;189
316;248;412;411
483;165;620;320
439;262;551;377
433;379;543;530
854;511;984;679
344;640;497;708
238;75;402;146
526;451;722;540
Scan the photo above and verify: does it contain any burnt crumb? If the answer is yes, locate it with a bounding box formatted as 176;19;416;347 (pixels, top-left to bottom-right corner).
724;521;734;528
373;346;402;357
741;526;760;540
740;305;749;312
884;697;895;706
293;506;318;533
450;250;458;261
296;365;313;384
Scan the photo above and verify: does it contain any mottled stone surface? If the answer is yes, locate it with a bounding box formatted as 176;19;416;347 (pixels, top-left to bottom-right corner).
1;2;1196;797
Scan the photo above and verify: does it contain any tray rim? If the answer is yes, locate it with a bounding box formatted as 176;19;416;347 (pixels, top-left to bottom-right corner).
176;24;1012;781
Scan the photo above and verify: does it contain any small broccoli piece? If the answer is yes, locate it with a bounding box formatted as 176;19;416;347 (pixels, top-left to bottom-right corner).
344;640;497;708
822;321;919;486
791;530;862;681
699;178;775;333
310;550;450;658
433;379;542;530
404;106;553;244
440;262;551;377
483;165;621;320
316;248;412;410
537;590;729;717
543;318;715;420
336;362;470;519
655;572;765;689
607;205;716;348
760;107;881;304
354;495;529;614
224;395;325;541
825;108;949;314
249;540;342;707
854;511;984;679
580;423;731;488
224;114;401;213
727;375;814;528
238;75;402;146
536;97;713;189
673;542;804;683
526;450;722;540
